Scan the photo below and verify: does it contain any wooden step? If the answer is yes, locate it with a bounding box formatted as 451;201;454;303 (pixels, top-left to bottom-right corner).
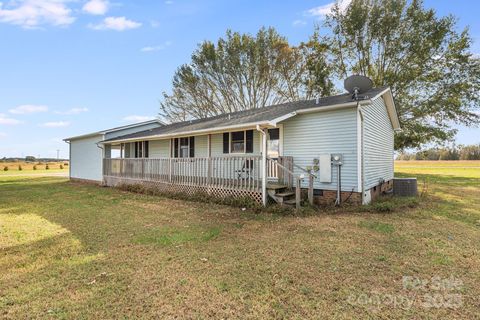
283;199;297;205
275;191;295;198
267;183;288;190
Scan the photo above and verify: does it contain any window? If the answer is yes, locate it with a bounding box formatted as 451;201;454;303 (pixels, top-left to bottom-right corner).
172;137;195;158
134;141;149;158
231;131;245;153
267;128;280;158
180;137;189;158
223;130;254;154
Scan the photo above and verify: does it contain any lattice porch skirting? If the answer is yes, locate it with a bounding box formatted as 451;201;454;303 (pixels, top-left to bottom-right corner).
103;176;263;204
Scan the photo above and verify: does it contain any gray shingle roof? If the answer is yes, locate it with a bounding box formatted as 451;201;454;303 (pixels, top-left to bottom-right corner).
102;86;388;143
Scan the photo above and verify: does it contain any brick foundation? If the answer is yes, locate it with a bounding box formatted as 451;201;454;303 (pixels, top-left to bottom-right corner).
311;189;362;206
306;179;393;206
369;179;393;201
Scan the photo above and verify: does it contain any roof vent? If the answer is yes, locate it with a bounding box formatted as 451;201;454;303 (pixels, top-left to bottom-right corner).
344;75;373;100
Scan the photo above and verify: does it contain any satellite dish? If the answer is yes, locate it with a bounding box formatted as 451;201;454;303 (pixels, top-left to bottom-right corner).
344;75;373;100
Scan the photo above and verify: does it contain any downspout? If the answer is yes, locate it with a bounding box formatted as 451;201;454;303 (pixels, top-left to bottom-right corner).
358;103;366;204
256;125;268;206
96;142;105;183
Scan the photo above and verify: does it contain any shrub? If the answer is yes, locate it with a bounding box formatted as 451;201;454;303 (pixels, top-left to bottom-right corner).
3;166;8;171
18;165;22;171
45;164;49;170
60;165;64;169
64;163;69;166
33;165;37;170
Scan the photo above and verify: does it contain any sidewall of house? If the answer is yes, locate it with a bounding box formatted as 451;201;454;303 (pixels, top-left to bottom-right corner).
362;97;394;190
70;134;104;182
282;107;359;192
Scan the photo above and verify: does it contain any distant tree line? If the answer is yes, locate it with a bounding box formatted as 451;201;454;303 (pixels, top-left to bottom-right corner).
0;157;68;162
397;144;480;160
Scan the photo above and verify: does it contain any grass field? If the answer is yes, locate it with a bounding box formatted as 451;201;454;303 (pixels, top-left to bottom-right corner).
0;161;479;319
0;161;69;175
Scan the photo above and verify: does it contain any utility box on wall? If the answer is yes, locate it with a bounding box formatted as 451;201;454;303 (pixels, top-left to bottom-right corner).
319;154;331;183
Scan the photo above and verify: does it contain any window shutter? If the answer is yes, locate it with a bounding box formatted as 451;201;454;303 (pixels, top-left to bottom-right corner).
124;143;131;158
189;136;195;158
246;130;253;153
174;138;179;158
144;141;149;158
223;132;229;153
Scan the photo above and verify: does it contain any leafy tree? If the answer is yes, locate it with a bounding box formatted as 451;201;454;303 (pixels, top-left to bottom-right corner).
160;27;333;122
459;144;480;160
323;0;480;149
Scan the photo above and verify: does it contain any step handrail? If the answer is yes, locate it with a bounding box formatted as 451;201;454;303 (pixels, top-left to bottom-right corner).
266;157;317;179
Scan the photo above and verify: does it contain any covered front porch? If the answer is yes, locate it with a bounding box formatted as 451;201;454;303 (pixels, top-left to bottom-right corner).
101;124;315;206
103;156;294;204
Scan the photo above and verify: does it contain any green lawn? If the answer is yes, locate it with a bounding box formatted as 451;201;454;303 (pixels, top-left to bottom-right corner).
0;161;479;319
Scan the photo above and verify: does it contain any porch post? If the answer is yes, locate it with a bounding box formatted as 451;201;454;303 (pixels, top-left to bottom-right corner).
169;139;172;182
259;126;268;206
207;134;212;186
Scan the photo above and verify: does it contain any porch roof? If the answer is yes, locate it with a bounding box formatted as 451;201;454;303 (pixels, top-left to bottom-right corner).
101;86;395;144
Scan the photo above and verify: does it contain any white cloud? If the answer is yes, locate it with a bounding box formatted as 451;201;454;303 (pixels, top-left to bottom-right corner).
0;113;23;125
150;20;159;28
40;121;70;127
122;115;156;122
88;16;141;31
82;0;109;15
55;107;89;115
141;41;172;52
307;0;351;18
9;104;48;114
0;132;7;138
0;0;75;29
292;19;307;27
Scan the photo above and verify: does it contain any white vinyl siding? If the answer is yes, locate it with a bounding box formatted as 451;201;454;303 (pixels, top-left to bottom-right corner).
149;140;170;158
282;108;359;191
70;134;104;182
194;135;209;157
363;97;394;189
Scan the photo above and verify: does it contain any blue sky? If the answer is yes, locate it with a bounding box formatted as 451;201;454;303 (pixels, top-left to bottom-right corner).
0;0;478;158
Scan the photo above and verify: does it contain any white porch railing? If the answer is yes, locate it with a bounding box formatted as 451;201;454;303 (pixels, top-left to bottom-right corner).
103;156;293;192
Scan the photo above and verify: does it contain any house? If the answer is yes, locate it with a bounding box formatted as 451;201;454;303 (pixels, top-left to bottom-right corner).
64;86;400;207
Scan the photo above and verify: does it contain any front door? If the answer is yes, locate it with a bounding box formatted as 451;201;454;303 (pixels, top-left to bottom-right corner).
267;128;281;180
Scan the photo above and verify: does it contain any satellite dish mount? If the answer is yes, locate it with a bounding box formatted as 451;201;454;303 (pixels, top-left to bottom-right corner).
344;75;373;101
